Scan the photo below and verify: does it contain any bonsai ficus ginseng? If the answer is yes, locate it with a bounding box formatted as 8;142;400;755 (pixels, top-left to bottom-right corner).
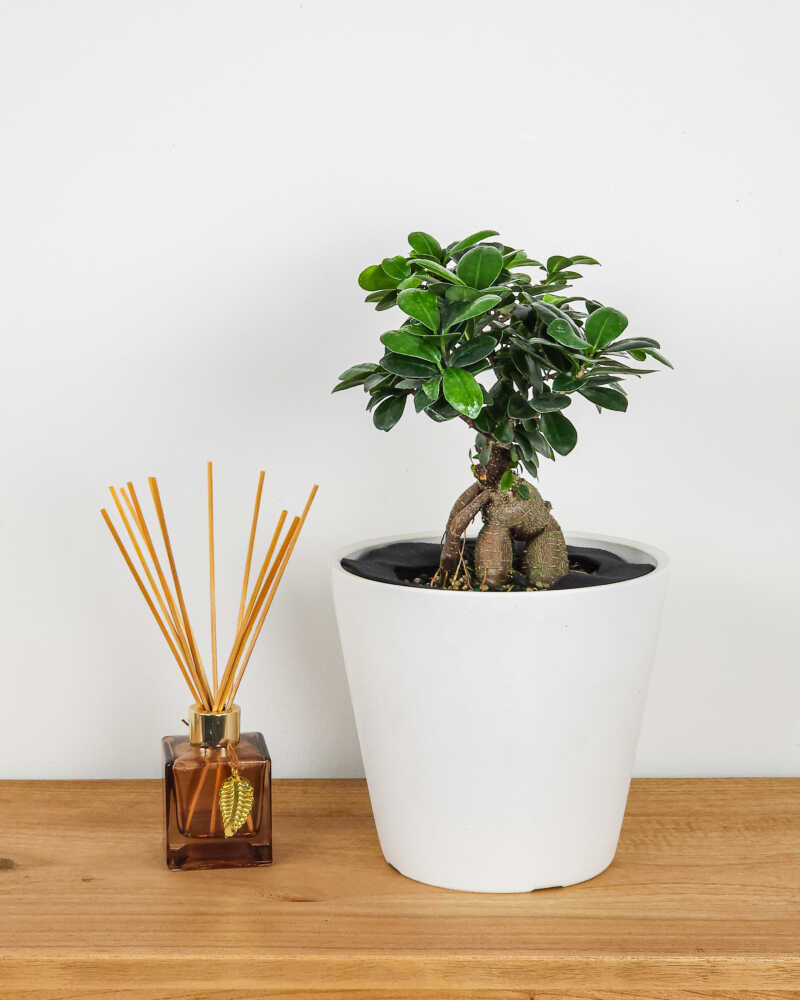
333;229;671;590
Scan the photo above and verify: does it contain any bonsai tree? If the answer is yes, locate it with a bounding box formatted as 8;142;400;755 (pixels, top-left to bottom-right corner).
333;230;671;590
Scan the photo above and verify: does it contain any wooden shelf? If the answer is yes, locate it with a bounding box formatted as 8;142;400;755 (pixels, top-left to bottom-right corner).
1;778;798;997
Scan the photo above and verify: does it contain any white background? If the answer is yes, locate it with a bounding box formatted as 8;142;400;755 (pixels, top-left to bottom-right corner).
1;0;798;779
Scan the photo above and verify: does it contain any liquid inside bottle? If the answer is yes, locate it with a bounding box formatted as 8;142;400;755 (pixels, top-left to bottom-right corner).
162;705;272;870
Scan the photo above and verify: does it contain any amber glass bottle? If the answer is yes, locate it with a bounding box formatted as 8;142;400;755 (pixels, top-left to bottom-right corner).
162;704;272;871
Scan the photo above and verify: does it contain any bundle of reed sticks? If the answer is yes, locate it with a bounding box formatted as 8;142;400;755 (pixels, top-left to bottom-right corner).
101;465;317;712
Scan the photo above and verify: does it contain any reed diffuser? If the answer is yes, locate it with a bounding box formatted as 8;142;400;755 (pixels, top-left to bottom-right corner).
101;465;317;870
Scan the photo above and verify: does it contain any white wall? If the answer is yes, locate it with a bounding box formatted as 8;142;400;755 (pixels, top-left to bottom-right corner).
1;0;798;779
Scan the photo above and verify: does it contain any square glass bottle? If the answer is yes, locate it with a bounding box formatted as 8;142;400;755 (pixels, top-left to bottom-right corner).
162;704;272;871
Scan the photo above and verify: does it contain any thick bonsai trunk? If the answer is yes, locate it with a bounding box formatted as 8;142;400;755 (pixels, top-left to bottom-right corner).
437;444;569;589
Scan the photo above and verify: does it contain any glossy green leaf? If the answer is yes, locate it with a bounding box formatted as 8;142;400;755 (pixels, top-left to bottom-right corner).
547;318;589;350
373;393;407;431
508;393;533;419
449;335;498;367
442;368;483;418
456;246;504;289
494;420;514;444
426;398;460;421
364;372;394;392
449;229;500;255
379;353;439;378
585;306;628;351
529;392;571;412
444;285;483;302
517;481;531;499
374;291;397;311
366;388;394;411
380;330;442;366
414;388;432;412
570;255;600;265
337;362;378;382
332;373;371;393
409;257;464;284
644;348;674;368
449;293;502;328
397;288;440;331
358;265;399;291
422;375;441;401
381;256;411;281
546;254;572;274
397;274;422;290
579;385;628;411
540;410;577;455
499;469;514;491
408;231;442;258
603;337;660;353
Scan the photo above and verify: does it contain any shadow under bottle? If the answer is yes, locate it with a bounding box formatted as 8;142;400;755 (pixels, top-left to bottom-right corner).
162;704;272;871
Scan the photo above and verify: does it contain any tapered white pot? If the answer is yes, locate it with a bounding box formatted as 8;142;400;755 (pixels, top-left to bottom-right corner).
332;531;668;893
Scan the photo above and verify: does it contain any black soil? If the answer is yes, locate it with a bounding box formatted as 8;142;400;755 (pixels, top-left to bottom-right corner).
341;540;654;592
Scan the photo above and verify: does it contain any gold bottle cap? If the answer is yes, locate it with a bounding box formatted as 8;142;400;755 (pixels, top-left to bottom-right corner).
188;704;241;747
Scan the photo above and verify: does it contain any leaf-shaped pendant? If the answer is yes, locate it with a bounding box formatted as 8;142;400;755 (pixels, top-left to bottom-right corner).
219;768;254;838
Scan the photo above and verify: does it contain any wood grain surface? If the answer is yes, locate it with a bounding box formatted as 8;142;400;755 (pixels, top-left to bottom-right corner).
0;778;798;998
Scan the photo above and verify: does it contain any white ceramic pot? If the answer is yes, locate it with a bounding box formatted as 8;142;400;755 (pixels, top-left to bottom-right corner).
332;531;668;893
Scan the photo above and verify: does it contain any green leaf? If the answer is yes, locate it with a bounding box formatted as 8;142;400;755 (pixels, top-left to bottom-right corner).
547;318;589;350
381;256;411;281
585;306;628;351
337;362;378;382
508;393;533;419
570;255;600;266
540;411;577;455
445;293;501;329
366;388;394;411
397;288;440;331
364;372;394;392
522;456;539;478
603;337;660;353
449;335;498;367
408;231;442;259
552;373;581;392
380;330;442;366
444;285;484;302
579;385;628;411
358;265;399;291
414;388;432;412
379;353;439;378
529;392;571;413
409;258;465;284
373;393;407;431
456;245;504;289
499;469;514;491
644;348;674;368
517;481;531;499
521;421;554;459
449;229;500;255
332;373;371;393
546;255;572;274
422;375;441;401
374;291;397;311
426;398;460;421
442;368;483;419
397;274;423;290
494;420;514;444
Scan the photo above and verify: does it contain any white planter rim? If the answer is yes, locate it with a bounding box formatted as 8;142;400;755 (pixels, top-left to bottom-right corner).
334;530;668;599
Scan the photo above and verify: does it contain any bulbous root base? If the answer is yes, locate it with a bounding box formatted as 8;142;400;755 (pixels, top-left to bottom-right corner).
438;478;569;590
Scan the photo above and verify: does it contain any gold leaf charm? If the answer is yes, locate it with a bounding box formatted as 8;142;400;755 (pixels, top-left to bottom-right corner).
219;769;254;838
